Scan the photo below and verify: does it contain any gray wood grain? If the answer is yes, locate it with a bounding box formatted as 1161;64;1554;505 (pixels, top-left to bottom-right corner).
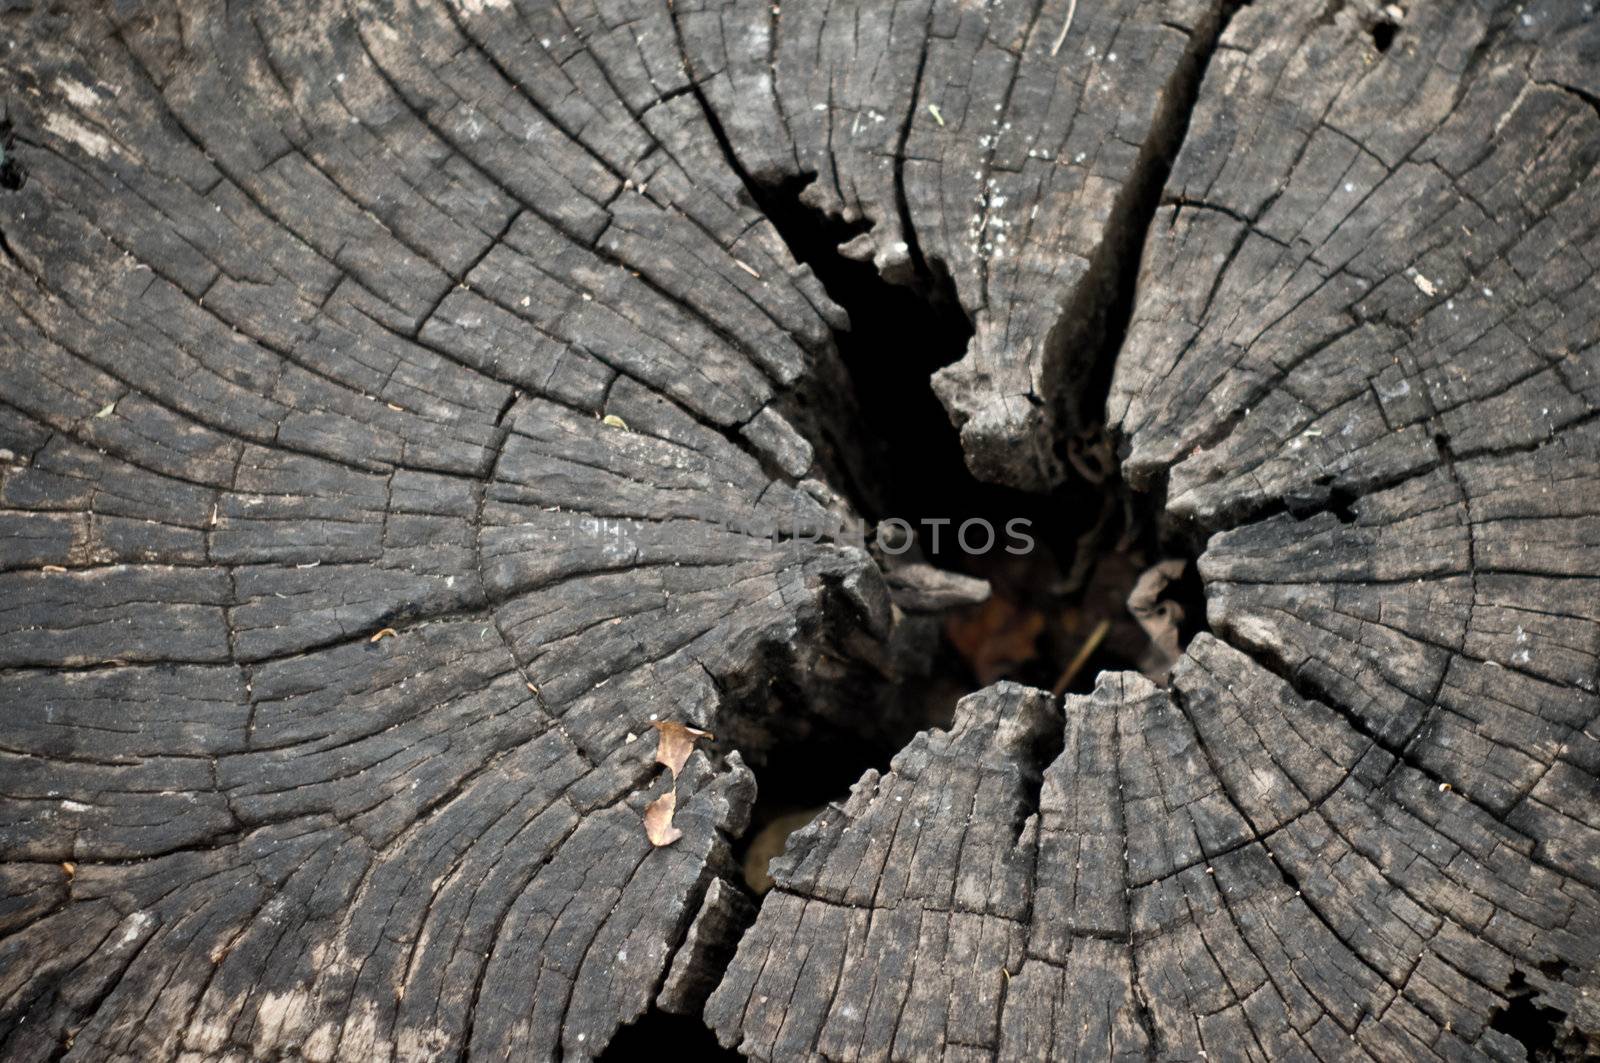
0;0;1595;1059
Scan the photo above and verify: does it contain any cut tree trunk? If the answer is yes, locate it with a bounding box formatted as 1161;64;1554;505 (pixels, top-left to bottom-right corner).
0;0;1597;1061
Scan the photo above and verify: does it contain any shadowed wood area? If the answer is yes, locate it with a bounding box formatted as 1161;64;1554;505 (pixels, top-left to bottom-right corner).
0;0;1596;1060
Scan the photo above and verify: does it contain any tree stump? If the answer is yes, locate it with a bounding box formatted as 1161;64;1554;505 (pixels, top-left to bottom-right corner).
1;0;1596;1060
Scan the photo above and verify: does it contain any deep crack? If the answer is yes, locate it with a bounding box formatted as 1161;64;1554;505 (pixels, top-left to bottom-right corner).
664;0;1238;922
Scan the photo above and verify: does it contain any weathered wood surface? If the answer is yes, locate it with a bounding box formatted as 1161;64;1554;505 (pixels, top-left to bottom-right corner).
0;0;1596;1061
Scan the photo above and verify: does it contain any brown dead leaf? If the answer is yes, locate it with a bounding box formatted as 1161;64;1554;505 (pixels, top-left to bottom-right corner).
741;808;821;894
651;720;712;778
946;596;1046;684
644;789;683;847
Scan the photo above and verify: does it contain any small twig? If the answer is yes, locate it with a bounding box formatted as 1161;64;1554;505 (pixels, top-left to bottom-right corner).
1052;617;1112;696
1050;0;1079;57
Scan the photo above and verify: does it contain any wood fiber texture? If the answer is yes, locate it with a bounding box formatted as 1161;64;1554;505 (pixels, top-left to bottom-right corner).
0;0;1596;1060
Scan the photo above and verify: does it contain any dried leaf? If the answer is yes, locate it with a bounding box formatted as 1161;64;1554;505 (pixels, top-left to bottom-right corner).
601;413;630;431
369;627;398;643
741;808;821;894
945;596;1046;684
644;789;683;847
652;720;713;778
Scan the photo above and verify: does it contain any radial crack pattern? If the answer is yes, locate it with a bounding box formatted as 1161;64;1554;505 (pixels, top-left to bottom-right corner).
0;0;1597;1060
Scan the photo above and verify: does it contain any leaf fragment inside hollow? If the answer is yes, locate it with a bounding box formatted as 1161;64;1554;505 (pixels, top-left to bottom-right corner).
644;789;683;847
652;719;713;778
